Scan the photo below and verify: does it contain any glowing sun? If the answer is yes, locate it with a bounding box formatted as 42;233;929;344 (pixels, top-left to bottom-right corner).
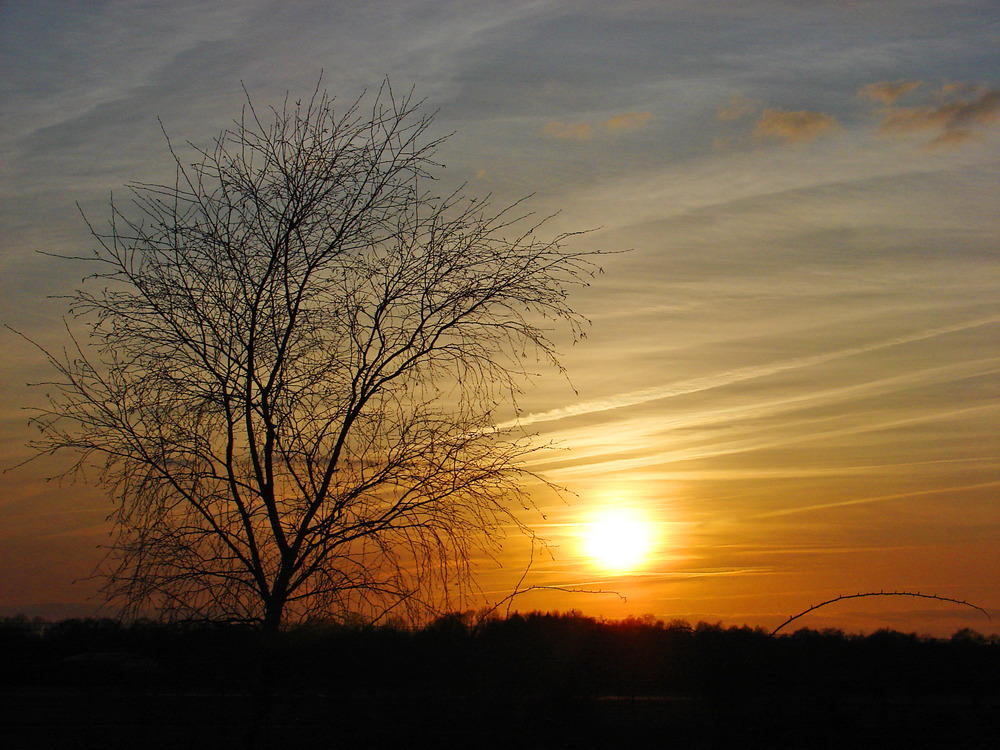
583;508;655;573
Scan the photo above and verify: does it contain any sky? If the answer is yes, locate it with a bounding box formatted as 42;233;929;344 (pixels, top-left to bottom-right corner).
1;0;998;636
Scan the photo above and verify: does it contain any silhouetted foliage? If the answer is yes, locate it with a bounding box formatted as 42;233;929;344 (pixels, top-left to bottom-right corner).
2;613;998;748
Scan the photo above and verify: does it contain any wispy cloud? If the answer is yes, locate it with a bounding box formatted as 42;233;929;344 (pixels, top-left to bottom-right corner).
719;81;997;153
716;94;760;121
537;402;998;481
880;89;1000;131
747;481;1000;519
541;120;593;140
754;108;841;143
877;88;1000;149
858;80;923;105
505;315;1000;429
526;358;1000;477
541;111;652;140
602;111;652;133
924;128;980;149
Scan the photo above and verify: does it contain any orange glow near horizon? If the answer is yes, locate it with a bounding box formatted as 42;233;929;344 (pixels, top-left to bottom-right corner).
0;2;997;641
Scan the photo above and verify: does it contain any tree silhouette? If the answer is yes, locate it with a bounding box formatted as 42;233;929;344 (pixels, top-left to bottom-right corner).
25;80;599;637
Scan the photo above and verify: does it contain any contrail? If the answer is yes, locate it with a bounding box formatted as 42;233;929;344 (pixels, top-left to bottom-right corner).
746;480;1000;519
534;401;998;478
502;314;1000;429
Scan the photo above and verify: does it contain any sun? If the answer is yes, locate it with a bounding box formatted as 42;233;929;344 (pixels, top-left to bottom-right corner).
583;508;655;573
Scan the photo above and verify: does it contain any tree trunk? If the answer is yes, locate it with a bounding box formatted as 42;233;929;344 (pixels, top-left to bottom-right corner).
247;602;284;749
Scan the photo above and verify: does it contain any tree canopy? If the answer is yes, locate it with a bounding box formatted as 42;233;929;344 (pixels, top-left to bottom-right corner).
28;81;599;630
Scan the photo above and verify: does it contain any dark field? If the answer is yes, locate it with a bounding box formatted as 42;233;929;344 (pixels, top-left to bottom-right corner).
2;613;998;749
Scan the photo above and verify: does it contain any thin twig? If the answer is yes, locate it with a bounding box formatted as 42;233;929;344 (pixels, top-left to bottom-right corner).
770;591;991;637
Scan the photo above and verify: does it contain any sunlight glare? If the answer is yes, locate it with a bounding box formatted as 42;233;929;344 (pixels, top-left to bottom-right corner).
583;508;655;573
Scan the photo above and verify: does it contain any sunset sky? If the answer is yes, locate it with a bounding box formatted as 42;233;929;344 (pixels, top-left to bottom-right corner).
1;0;998;636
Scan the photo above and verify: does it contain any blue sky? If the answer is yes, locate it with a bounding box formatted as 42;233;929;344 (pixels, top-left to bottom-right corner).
1;0;998;633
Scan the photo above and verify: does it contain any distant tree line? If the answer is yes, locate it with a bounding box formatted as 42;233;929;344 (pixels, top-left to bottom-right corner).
3;612;998;749
3;610;997;698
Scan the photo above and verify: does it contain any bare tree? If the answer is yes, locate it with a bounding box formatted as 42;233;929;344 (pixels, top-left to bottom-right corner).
27;81;598;635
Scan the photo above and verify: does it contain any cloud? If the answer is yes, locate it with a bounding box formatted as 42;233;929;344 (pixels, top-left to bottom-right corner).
926;128;980;150
541;120;593;140
877;89;1000;149
748;481;1000;519
716;94;760;121
541;111;651;140
503;315;1000;429
859;80;923;105
753;108;840;143
878;89;1000;132
721;82;995;152
602;111;652;133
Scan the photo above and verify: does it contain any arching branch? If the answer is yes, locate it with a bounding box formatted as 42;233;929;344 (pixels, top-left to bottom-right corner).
770;591;991;637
